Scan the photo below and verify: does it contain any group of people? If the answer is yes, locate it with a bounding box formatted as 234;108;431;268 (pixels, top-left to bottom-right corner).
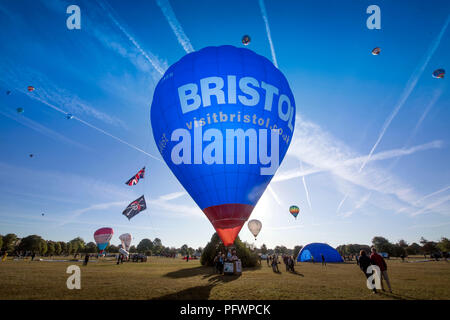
266;254;296;273
358;247;392;294
213;248;239;274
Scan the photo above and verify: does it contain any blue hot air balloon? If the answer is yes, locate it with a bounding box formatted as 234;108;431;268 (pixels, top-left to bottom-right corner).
151;45;295;246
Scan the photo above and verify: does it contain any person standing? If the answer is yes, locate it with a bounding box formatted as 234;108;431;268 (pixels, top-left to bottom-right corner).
321;254;326;266
359;250;377;293
272;255;280;273
31;252;36;261
283;255;289;271
186;253;189;262
83;253;89;266
370;247;392;293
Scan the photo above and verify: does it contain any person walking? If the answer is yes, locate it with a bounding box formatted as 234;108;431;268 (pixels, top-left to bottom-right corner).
283;255;289;271
370;247;392;293
83;253;89;266
31;252;36;261
359;250;377;293
321;254;326;266
266;255;270;267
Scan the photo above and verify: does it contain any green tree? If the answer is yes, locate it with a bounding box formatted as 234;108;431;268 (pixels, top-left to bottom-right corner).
58;241;67;255
39;239;48;255
137;239;153;254
0;235;3;250
18;235;43;253
55;242;62;255
129;245;137;253
437;237;450;252
200;233;258;267
153;238;163;255
406;242;421;255
2;233;18;253
293;245;303;259
260;244;268;254
46;241;56;256
84;242;98;253
372;236;393;254
180;244;188;256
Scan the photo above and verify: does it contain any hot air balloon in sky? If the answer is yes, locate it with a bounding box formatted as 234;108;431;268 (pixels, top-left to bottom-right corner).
289;205;300;219
242;35;251;45
16;107;24;114
151;45;295;246
27;86;35;92
432;69;445;79
371;47;381;55
248;219;262;240
94;227;113;254
119;233;132;252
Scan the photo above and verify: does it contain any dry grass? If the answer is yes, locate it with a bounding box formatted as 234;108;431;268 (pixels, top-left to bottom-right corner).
0;256;449;300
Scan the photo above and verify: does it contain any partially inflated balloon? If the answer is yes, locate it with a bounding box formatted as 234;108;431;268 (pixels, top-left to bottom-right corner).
248;219;262;239
94;227;113;253
119;233;132;251
151;45;295;246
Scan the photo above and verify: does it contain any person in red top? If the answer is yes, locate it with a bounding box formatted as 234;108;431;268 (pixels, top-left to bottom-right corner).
370;247;392;293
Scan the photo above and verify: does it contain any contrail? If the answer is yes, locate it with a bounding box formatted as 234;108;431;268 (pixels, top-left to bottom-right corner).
27;93;163;162
300;161;312;210
267;184;282;206
0;108;89;151
259;0;278;68
98;1;166;75
337;14;450;213
388;89;443;170
274;140;442;183
156;0;194;53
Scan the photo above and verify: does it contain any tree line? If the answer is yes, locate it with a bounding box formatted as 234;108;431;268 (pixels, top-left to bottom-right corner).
1;233;448;258
0;233;202;257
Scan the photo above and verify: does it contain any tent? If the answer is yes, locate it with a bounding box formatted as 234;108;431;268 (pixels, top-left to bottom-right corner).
297;243;343;263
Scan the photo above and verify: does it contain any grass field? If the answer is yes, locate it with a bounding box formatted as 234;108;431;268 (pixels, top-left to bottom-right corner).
1;256;449;300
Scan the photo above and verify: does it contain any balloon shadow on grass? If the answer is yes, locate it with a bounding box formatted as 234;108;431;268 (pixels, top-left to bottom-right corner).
203;273;241;284
164;266;213;279
153;284;216;300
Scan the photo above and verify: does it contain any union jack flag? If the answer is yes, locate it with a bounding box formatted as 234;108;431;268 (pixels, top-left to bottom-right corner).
125;167;145;186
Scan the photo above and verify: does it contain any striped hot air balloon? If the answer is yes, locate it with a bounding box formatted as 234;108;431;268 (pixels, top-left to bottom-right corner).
94;227;114;254
289;205;300;219
27;86;35;92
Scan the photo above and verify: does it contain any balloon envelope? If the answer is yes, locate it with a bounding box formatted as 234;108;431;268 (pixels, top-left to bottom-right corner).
94;227;114;252
119;233;132;251
151;46;295;246
289;205;299;218
371;47;381;55
27;86;35;92
248;219;262;238
17;107;24;114
432;69;445;79
242;35;251;45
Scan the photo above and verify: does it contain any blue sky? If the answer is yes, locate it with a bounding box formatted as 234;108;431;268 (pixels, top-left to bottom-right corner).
0;0;449;249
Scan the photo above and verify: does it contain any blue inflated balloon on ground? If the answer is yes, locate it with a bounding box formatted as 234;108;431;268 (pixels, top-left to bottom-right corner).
151;45;295;246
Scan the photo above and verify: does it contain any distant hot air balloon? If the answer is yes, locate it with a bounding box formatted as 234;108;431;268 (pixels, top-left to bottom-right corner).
432;69;445;79
242;35;251;45
16;107;24;114
151;46;295;247
41;213;45;216
371;47;381;55
94;227;114;254
248;219;262;240
6;90;11;95
119;233;132;253
289;205;300;219
66;113;73;120
27;86;35;92
29;154;34;158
